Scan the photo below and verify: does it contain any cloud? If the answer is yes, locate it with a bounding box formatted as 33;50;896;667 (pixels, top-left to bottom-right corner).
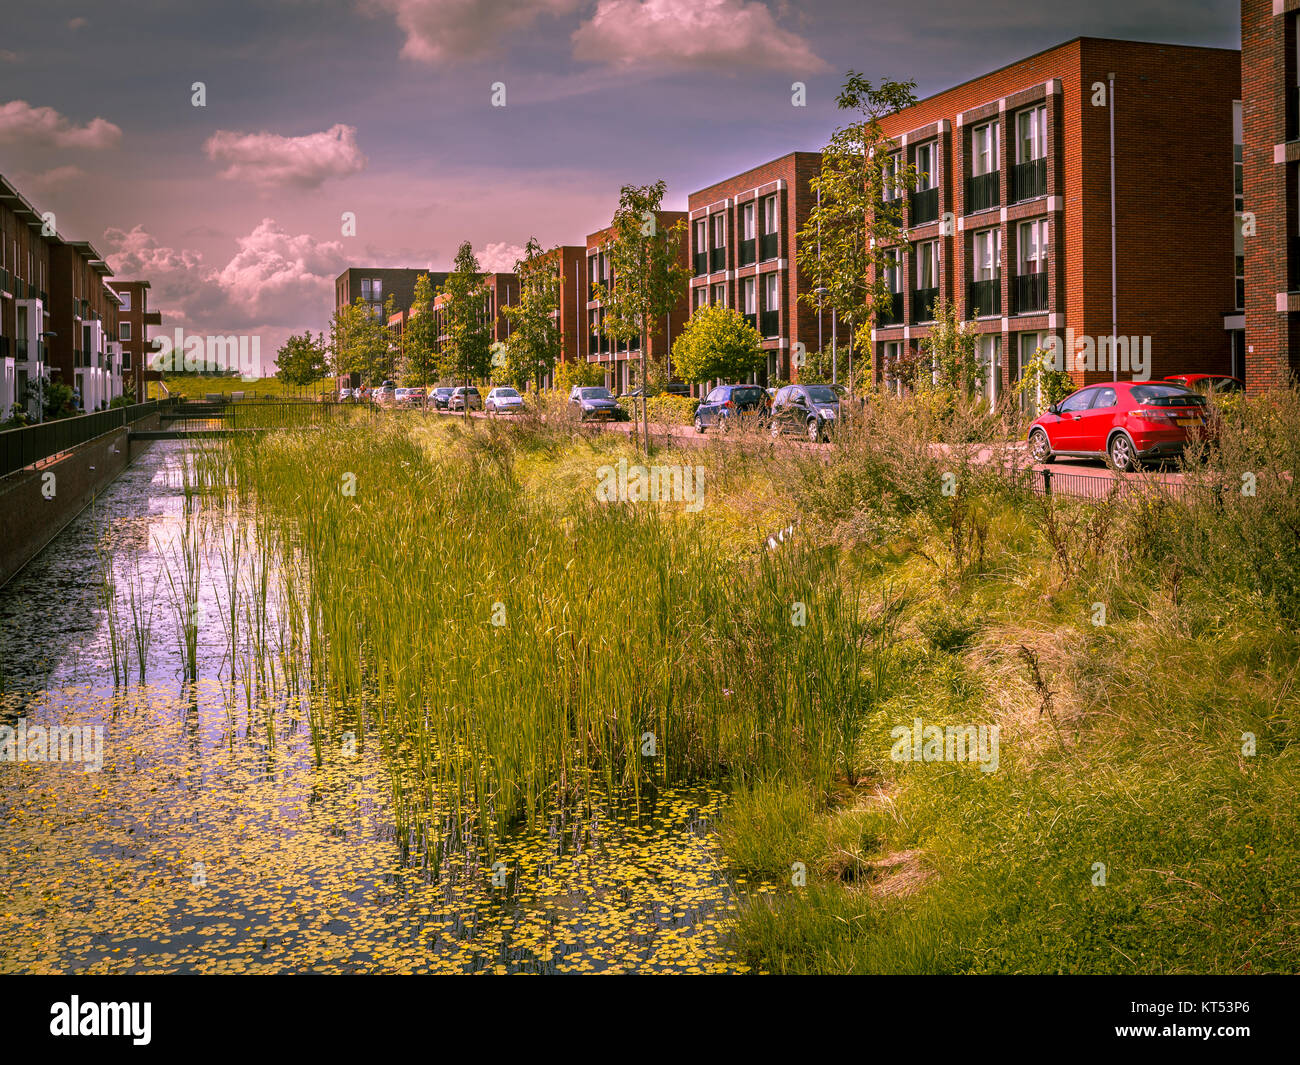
572;0;827;73
366;0;582;63
476;241;526;273
203;124;367;189
0;100;122;149
20;165;88;194
101;219;345;332
67;17;88;31
0;50;17;63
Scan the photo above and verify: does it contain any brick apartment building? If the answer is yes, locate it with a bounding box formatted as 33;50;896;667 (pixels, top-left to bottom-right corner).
870;38;1241;405
0;175;52;419
1241;0;1300;390
539;244;587;381
47;240;124;412
334;268;449;319
107;280;162;399
585;212;690;394
687;151;823;388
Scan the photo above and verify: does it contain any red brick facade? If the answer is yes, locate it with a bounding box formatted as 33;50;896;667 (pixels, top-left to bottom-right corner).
687;151;824;387
872;37;1240;401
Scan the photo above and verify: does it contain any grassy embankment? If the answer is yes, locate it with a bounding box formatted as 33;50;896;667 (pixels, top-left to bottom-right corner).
216;394;1299;972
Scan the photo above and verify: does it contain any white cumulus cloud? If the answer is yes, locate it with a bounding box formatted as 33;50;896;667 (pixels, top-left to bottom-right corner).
476;242;527;273
366;0;583;63
572;0;827;73
203;124;367;189
0;100;122;149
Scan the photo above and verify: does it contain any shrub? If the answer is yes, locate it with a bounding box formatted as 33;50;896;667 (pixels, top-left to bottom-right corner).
618;393;699;425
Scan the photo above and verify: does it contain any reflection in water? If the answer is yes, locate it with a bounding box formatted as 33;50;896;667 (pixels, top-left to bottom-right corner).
0;444;754;973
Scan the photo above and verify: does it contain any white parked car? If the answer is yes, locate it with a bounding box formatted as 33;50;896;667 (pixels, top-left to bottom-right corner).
486;387;524;414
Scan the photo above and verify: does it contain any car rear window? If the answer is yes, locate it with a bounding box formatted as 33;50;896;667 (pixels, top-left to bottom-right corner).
578;388;611;399
731;386;764;404
804;386;838;403
1131;384;1205;406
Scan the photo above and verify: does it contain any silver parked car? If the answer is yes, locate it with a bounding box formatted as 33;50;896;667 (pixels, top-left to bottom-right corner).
486;387;524;414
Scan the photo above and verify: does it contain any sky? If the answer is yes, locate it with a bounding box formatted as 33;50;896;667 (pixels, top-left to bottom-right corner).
0;0;1241;375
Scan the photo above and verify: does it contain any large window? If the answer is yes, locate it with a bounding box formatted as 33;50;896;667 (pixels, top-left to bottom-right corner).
762;195;777;233
884;248;902;293
976;334;1001;403
915;142;937;190
763;272;780;310
694;219;707;253
1016;105;1047;162
883;153;902;201
712;282;726;306
711;213;726;249
742;277;757;315
973;228;1001;282
1018;220;1048;274
742;202;756;241
972;122;999;176
916;240;939;290
120;322;131;341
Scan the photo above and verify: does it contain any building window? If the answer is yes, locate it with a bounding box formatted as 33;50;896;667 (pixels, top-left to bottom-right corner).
742;202;756;241
973;228;1001;282
1016;105;1047;162
371;278;382;300
120;322;131;341
763;272;779;311
915;141;937;190
883;153;902;201
694;219;707;252
711;282;726;306
119;291;131;311
1018;220;1048;274
123;351;132;370
762;194;777;234
972;121;999;177
361;279;372;300
976;334;1001;403
742;277;756;316
693;287;707;311
916;240;939;290
882;340;903;394
884;248;902;293
712;213;726;249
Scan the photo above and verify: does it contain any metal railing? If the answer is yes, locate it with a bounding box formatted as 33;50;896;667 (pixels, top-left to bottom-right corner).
910;187;939;226
966;172;1000;213
1;399;164;479
1012;272;1049;314
759;232;779;261
739;238;757;266
969;277;1001;318
913;286;938;323
877;292;904;326
760;310;780;337
710;247;727;273
693;251;709;276
1011;158;1047;202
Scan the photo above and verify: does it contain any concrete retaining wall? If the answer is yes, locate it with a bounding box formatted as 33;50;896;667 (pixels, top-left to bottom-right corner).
0;413;160;587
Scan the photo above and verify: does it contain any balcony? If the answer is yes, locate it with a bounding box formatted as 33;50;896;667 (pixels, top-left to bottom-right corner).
1289;86;1300;142
710;247;727;273
969;278;1001;318
1011;158;1047;202
1290;236;1300;291
739;238;757;267
913;287;938;323
694;251;709;276
759;232;778;261
877;292;904;326
760;310;779;337
910;187;939;226
1012;272;1049;314
744;312;758;331
966;172;1000;213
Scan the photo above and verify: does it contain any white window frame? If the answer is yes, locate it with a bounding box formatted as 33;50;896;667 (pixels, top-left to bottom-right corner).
972;122;999;177
915;142;937;191
884;248;902;294
762;194;777;233
712;282;726;306
764;272;780;310
973;228;1001;282
1017;219;1049;275
742;202;756;241
916;240;939;290
712;213;726;248
743;277;756;314
1016;105;1048;163
120;322;131;341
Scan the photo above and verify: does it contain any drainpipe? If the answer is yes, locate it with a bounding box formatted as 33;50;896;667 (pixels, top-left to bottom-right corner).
1109;71;1118;383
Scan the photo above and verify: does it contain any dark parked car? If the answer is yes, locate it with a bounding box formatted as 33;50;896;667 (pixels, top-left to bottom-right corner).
432;387;454;410
693;384;768;433
569;385;620;421
1027;381;1210;472
769;384;841;442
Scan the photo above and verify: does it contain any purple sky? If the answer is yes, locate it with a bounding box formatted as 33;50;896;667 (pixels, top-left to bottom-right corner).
0;0;1240;374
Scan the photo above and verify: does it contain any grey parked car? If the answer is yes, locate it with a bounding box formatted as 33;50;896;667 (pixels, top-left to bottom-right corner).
569;385;620;421
769;384;840;442
448;386;482;412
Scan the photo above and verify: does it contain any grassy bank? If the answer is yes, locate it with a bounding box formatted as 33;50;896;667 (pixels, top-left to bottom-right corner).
207;392;1297;971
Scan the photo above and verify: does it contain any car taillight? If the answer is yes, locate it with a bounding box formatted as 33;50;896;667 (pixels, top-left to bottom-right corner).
723;400;734;409
1130;407;1174;422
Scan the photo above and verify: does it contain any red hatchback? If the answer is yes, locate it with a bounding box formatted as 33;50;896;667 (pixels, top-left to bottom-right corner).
1027;381;1209;472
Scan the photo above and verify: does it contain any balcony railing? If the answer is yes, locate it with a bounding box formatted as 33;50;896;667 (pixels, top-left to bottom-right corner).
710;247;727;273
693;251;709;276
877;292;904;326
969;277;1001;318
759;232;778;261
913;287;938;323
1011;158;1047;202
588;335;601;355
910;187;940;226
1289;86;1300;142
16;340;29;360
760;310;779;337
739;238;757;266
1012;271;1049;314
1289;236;1300;291
966;172;1000;213
743;312;758;330
0;268;8;294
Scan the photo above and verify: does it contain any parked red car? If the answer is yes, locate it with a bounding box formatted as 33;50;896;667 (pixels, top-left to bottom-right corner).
1027;381;1210;472
1160;373;1244;395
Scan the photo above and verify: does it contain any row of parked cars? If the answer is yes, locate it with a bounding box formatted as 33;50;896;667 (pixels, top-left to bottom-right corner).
338;382;527;413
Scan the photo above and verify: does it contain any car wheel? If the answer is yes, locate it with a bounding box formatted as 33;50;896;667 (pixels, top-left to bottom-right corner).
1029;428;1054;464
694;415;705;434
806;418;821;443
1108;432;1140;472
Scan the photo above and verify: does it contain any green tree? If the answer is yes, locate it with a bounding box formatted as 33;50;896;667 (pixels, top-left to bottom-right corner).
670;305;765;384
596;182;690;452
500;238;562;390
555;357;605;392
275;331;328;386
328;297;390;383
923;300;980;393
798;73;919;389
438;242;492;387
404;274;440;388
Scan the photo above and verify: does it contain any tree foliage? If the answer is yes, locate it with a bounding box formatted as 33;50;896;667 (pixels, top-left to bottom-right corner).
500;237;562;389
670;305;765;384
275;331;328;386
438;242;492;385
403;273;440;387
